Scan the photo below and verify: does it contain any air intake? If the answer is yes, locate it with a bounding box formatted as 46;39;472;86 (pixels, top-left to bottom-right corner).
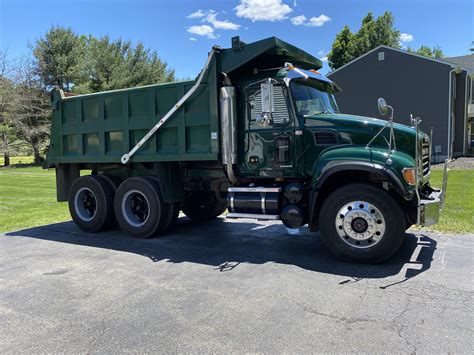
314;131;338;145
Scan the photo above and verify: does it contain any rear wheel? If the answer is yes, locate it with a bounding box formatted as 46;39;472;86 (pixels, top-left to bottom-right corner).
99;174;122;193
114;177;172;238
182;191;226;221
319;183;405;263
68;175;116;232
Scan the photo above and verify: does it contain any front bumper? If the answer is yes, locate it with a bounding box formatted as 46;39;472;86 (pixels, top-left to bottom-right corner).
417;160;449;226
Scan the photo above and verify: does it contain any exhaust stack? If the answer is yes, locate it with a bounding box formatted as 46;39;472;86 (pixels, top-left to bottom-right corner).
220;86;239;185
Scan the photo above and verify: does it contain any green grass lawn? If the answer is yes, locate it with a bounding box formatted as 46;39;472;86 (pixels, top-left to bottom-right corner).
0;166;473;234
0;156;35;165
0;167;71;232
424;169;474;234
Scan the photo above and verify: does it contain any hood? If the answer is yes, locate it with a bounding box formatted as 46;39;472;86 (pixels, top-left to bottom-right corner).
305;113;426;158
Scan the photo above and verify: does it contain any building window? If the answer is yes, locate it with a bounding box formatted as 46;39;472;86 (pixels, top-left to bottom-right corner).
378;52;385;61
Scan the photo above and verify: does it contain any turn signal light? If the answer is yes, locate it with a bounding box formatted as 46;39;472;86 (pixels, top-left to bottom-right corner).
402;168;416;186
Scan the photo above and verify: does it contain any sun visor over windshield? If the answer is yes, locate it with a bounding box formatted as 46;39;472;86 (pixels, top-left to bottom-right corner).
286;68;342;92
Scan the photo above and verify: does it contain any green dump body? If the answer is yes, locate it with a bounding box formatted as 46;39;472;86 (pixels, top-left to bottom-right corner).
46;37;322;165
47;74;220;164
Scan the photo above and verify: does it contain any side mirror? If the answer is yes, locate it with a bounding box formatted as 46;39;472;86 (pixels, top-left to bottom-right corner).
377;97;389;116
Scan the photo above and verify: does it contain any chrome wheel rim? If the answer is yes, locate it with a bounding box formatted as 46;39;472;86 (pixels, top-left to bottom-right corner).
335;200;386;248
74;187;97;222
121;189;150;227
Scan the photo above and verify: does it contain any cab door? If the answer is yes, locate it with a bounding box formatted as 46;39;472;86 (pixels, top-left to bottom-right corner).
239;79;297;178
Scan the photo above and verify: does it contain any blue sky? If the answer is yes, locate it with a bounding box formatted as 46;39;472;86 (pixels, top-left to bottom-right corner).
0;0;472;78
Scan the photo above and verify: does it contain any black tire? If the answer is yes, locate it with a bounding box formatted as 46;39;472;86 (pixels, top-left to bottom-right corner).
99;174;122;193
114;177;171;238
319;183;405;264
68;175;116;233
182;191;227;221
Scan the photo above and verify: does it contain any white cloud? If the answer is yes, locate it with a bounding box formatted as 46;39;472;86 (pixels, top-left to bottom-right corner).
317;49;326;57
187;9;206;19
187;25;218;39
291;15;306;25
400;33;414;43
307;14;331;27
189;37;197;41
235;0;293;22
206;12;240;30
320;56;328;62
290;13;330;27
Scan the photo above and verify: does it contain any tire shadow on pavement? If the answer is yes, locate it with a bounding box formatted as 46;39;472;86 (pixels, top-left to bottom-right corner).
5;217;436;283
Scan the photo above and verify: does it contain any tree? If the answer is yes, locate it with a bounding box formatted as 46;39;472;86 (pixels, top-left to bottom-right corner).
33;26;87;91
407;45;444;59
124;42;175;89
327;26;355;70
76;35;175;93
12;57;51;164
75;35;131;93
33;27;175;94
328;11;400;69
0;50;17;167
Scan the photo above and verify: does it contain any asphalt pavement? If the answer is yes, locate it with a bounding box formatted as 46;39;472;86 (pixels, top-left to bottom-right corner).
0;217;473;353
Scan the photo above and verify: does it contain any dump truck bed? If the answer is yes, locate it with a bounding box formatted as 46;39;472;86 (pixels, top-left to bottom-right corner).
46;36;321;166
47;72;219;164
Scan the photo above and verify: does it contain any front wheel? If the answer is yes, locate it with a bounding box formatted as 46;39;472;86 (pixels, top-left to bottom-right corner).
319;183;406;263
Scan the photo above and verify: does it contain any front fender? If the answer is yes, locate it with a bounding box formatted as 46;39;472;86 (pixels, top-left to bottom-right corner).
311;145;415;194
308;145;416;230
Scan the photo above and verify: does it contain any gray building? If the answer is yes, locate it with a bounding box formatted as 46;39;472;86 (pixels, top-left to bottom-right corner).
327;46;473;162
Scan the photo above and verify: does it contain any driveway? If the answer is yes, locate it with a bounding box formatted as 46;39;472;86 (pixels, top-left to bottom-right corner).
0;217;473;353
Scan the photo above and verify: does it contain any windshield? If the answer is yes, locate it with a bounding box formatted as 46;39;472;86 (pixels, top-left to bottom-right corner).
290;79;339;117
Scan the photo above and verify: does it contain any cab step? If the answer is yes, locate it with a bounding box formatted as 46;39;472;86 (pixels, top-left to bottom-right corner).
226;213;280;220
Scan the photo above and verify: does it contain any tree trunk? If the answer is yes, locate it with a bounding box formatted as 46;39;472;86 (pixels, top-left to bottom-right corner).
3;152;10;167
33;145;43;164
1;132;10;167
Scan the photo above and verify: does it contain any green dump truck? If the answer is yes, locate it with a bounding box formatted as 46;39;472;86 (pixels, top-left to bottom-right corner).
45;36;448;263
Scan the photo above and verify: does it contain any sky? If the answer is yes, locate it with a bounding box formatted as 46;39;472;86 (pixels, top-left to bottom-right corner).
0;0;472;78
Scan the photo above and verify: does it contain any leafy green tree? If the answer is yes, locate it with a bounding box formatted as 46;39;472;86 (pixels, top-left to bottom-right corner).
33;27;175;94
327;26;355;70
125;42;175;89
0;76;17;166
0;50;17;166
407;45;444;59
12;57;51;164
75;36;175;93
76;35;131;93
33;26;87;91
328;11;400;69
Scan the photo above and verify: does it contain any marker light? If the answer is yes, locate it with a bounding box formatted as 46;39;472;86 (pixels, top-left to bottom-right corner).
402;168;416;186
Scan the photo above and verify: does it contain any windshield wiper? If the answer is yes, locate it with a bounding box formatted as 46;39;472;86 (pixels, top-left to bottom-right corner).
305;110;333;117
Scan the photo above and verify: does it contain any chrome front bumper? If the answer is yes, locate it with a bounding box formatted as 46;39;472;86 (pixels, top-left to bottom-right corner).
417;160;449;227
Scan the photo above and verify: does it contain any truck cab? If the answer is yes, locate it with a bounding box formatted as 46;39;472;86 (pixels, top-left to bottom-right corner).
46;36;447;263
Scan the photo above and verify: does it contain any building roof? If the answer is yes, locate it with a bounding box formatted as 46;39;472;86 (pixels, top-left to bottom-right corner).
327;45;459;77
444;54;474;71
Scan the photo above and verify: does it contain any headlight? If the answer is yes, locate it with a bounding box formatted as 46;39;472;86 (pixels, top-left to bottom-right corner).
402;168;416;186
